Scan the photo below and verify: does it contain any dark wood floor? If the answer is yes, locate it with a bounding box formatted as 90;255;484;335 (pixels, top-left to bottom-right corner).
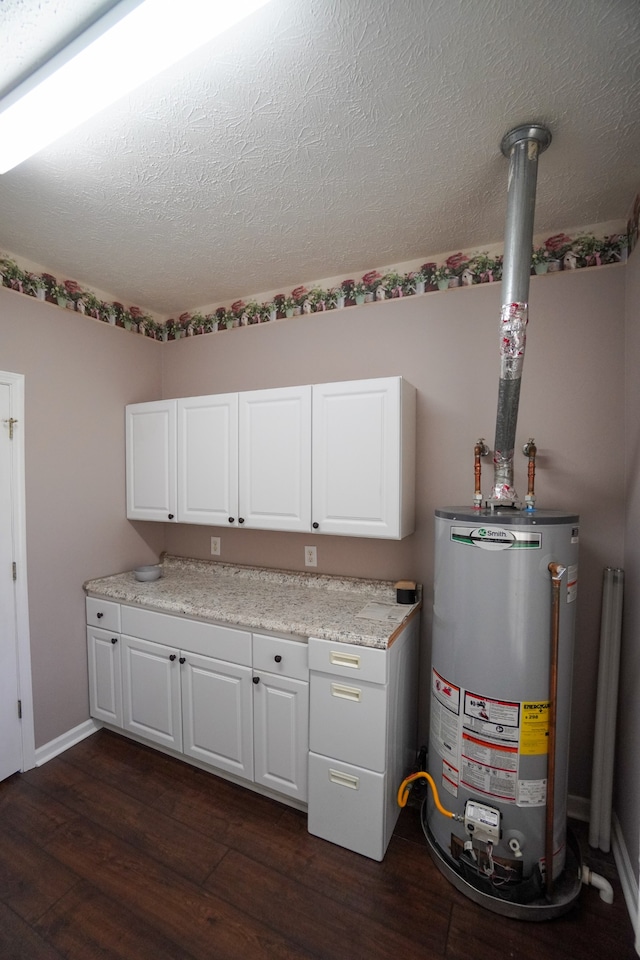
0;730;636;960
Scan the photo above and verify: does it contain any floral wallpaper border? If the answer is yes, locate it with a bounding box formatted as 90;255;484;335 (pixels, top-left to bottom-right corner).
1;205;637;341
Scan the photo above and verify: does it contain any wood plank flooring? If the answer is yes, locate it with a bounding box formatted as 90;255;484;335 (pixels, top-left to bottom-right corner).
0;729;636;959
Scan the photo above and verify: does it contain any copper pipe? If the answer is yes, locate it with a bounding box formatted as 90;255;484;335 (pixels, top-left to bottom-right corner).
546;562;566;900
523;438;537;509
473;439;489;508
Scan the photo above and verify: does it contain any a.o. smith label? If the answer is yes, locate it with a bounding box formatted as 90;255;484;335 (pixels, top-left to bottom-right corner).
451;526;542;550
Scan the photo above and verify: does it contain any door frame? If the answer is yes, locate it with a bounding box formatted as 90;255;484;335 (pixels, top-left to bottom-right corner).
1;370;35;771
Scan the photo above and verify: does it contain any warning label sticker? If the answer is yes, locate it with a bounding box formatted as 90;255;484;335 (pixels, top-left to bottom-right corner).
517;778;547;806
460;733;519;801
520;702;550;755
430;670;461;766
464;691;520;742
430;671;555;806
442;759;459;798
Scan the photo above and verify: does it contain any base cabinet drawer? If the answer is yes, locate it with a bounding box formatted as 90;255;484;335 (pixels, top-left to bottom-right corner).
309;672;387;772
307;752;389;861
86;597;121;633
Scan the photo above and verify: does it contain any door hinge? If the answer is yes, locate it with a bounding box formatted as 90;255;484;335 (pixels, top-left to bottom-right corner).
12;561;17;580
18;700;22;719
3;417;18;440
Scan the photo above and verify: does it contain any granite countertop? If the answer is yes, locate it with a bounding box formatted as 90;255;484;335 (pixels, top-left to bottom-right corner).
84;555;421;649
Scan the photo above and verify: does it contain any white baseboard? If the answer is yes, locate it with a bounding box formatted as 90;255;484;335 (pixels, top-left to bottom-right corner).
612;814;640;956
35;718;100;766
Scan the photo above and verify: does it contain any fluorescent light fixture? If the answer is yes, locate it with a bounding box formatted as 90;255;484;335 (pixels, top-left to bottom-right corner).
0;0;271;174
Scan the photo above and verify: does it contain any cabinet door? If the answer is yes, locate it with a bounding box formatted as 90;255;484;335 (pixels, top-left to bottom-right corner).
312;377;415;539
177;394;239;525
181;652;253;781
238;386;311;532
87;626;122;726
126;400;177;521
253;672;309;802
121;635;182;749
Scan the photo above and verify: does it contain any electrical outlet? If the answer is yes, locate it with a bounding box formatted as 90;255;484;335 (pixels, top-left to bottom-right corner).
210;537;221;556
305;545;317;567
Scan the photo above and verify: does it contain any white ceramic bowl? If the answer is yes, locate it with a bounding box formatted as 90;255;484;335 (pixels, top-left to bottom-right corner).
134;564;162;582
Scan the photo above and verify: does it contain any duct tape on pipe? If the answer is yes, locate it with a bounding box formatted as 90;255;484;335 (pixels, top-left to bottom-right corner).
500;301;528;379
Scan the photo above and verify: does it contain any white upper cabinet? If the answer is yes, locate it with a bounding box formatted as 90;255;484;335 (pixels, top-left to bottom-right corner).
125;377;415;539
311;377;416;539
238;385;311;532
177;394;238;526
126;399;177;522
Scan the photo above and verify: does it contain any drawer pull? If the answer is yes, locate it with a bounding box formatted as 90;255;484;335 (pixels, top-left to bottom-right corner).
329;651;361;669
329;769;359;790
331;683;362;702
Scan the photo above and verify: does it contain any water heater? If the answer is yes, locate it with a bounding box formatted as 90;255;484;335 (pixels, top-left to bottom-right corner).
425;506;580;918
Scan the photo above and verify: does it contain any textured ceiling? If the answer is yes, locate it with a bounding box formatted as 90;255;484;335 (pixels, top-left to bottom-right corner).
0;0;638;316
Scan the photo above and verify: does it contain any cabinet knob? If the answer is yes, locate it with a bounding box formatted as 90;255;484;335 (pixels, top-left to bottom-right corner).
169;654;177;661
228;517;235;524
96;612;104;619
312;522;319;529
253;676;260;684
179;656;186;664
238;517;245;524
274;655;282;663
111;637;118;644
168;514;174;520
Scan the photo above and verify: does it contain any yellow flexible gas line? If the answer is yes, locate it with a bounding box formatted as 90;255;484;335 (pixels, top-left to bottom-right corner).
397;770;457;819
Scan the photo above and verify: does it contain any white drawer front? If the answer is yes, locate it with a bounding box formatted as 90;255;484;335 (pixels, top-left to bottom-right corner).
309;672;387;772
252;633;308;681
120;605;251;665
86;597;121;632
308;636;387;684
307;752;387;861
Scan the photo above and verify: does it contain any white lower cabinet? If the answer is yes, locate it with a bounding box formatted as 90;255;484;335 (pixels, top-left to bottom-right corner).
307;616;419;861
86;598;416;860
87;602;306;797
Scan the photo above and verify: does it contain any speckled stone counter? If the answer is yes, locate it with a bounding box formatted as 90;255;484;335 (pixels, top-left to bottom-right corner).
84;555;421;649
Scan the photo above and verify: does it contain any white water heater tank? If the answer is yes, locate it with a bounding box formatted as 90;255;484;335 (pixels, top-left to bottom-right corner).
427;507;579;909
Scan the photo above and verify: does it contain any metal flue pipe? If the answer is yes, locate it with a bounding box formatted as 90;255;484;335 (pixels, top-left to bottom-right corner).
490;124;551;506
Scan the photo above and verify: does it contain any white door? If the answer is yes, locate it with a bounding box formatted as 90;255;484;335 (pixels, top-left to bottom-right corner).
177;394;239;525
0;375;33;781
121;635;182;749
181;651;254;780
0;383;22;779
253;671;309;802
126;400;177;521
238;385;311;531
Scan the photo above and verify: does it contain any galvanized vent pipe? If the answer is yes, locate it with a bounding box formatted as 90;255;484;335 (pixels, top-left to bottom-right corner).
490;124;551;506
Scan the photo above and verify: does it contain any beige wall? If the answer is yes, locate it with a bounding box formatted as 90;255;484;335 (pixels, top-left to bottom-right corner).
1;263;628;810
162;265;626;800
620;247;640;884
0;287;164;747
